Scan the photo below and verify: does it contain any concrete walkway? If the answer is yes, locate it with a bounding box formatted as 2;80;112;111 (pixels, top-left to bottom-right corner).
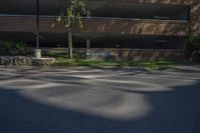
172;65;200;72
0;66;200;133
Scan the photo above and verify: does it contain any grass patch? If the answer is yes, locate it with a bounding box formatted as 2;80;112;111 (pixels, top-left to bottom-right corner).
51;59;176;70
44;51;177;70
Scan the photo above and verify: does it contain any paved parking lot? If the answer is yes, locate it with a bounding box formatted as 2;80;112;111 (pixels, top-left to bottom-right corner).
0;66;200;133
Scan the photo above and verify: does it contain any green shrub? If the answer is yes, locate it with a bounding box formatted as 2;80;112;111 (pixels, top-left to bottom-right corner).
0;41;30;56
187;34;200;61
15;42;30;55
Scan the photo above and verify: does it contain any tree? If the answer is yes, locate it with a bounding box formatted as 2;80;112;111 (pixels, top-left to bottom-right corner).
52;0;89;58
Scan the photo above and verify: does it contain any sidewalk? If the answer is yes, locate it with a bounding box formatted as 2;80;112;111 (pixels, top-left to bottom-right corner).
170;65;200;72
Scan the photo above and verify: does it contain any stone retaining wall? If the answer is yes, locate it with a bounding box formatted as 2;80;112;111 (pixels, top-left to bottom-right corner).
0;56;55;66
86;49;186;61
41;48;186;61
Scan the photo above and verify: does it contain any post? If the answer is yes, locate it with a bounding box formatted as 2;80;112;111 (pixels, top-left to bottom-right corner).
86;39;91;49
35;0;41;58
86;39;91;58
36;0;40;48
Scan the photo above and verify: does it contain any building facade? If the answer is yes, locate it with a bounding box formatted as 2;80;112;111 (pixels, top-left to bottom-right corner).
0;0;199;60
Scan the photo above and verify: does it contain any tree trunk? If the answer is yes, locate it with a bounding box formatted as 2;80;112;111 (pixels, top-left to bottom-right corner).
68;28;73;58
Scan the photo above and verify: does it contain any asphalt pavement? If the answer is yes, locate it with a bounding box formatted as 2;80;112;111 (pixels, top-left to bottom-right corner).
0;66;200;133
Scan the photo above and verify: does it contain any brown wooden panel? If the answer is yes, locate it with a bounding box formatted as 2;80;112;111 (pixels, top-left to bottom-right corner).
190;0;200;34
91;0;191;5
0;16;189;36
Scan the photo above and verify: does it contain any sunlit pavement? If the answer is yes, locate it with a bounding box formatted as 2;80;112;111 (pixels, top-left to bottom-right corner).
0;66;200;133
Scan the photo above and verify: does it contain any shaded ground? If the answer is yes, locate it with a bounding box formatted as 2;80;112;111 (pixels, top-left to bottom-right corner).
0;66;200;133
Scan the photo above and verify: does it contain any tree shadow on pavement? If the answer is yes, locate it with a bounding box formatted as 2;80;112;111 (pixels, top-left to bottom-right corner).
0;81;200;133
